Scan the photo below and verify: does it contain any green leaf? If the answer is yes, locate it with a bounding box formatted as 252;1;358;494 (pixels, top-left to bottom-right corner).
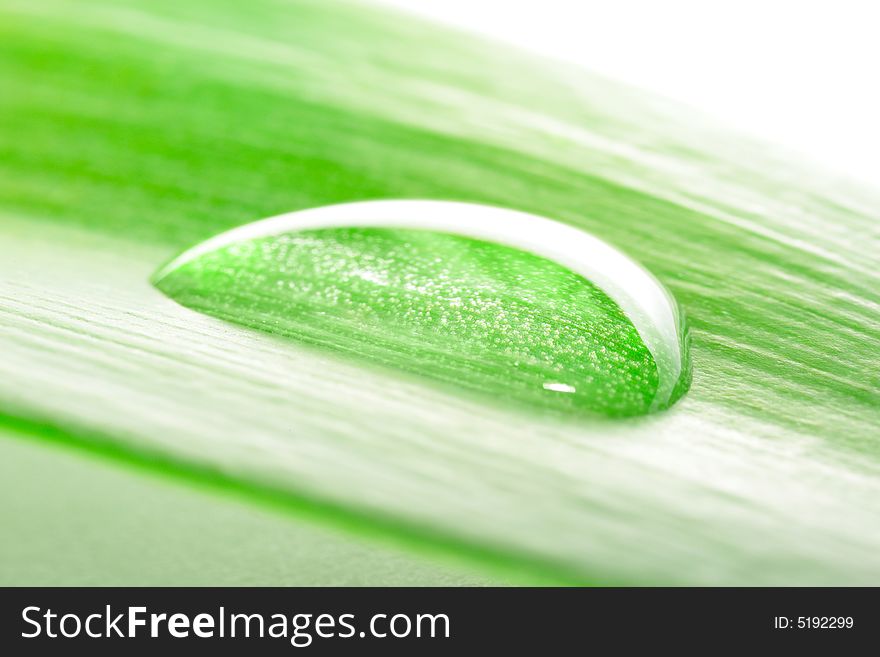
1;0;878;584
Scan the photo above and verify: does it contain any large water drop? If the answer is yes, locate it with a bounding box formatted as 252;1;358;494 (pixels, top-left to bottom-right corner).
153;200;689;417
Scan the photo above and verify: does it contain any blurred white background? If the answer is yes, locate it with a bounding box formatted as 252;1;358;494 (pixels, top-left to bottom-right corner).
382;0;880;186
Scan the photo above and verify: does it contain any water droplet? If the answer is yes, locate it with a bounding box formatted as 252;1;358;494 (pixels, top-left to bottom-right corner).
153;201;690;417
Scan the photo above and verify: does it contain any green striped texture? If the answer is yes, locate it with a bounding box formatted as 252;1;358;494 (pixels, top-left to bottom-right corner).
1;0;878;584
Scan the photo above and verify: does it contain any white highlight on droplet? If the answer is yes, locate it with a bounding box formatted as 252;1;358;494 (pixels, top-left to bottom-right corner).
154;200;684;408
543;382;577;393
